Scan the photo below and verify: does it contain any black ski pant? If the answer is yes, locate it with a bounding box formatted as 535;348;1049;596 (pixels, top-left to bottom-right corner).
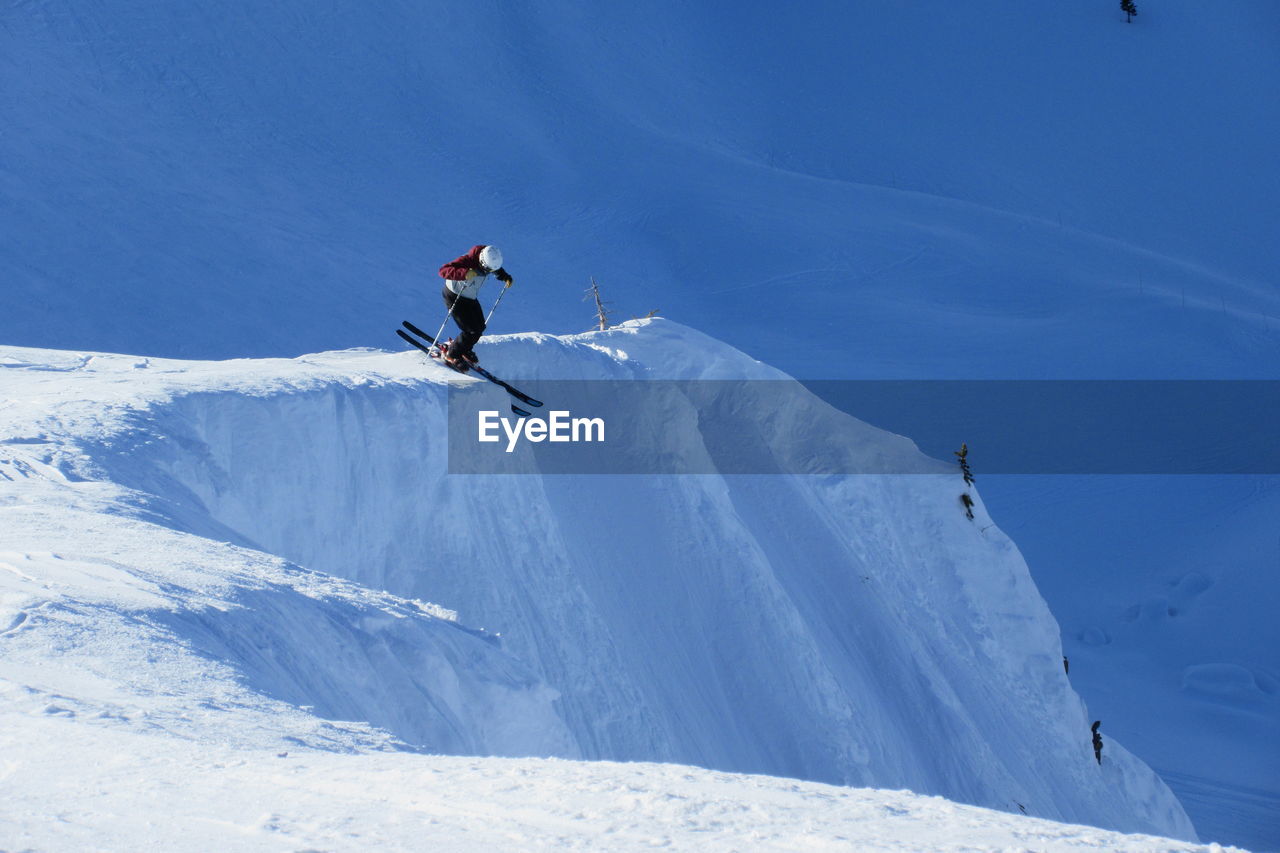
441;286;485;357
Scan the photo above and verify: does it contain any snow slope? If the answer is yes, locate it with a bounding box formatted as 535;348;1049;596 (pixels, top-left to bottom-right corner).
2;717;1235;853
0;320;1195;843
2;1;1277;376
0;421;575;760
981;474;1280;850
2;1;1277;847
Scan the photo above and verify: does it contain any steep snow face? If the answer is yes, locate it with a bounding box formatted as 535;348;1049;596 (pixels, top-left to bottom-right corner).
2;321;1194;840
0;353;576;760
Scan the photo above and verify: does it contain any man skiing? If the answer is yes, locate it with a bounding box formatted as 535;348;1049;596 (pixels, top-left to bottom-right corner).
437;244;513;369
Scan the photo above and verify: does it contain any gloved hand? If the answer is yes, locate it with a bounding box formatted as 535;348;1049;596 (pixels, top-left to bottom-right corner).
495;269;514;285
464;269;479;281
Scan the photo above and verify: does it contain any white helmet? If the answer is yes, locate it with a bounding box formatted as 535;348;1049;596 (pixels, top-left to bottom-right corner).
479;245;503;272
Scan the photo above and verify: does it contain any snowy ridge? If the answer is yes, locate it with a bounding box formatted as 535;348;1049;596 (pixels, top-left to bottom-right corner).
1;320;1195;844
3;1;1276;846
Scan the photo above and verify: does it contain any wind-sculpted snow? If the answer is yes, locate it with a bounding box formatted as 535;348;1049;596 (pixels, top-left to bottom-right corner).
0;321;1195;841
0;385;575;759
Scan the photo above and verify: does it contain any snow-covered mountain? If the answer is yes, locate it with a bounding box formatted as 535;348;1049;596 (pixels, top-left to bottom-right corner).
2;0;1276;847
3;1;1277;377
1;321;1196;845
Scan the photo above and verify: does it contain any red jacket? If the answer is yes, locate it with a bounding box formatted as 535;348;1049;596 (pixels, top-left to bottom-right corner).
439;245;487;282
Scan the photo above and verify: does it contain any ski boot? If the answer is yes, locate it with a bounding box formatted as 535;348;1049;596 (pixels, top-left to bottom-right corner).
438;339;474;373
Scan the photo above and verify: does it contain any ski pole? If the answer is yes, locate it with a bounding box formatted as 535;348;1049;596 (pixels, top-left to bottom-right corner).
484;281;512;327
428;293;461;356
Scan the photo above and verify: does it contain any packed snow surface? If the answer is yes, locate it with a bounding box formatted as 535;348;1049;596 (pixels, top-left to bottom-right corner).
1;321;1201;848
2;717;1237;852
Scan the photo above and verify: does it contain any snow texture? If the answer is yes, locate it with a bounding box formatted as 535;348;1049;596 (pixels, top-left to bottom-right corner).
1;1;1277;848
1;322;1198;847
2;717;1238;852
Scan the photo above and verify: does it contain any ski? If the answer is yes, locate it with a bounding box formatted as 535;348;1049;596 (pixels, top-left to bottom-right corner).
468;364;543;409
397;322;544;409
396;329;531;417
396;327;434;355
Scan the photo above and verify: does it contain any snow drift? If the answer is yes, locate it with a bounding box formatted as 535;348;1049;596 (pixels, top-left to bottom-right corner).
0;320;1195;840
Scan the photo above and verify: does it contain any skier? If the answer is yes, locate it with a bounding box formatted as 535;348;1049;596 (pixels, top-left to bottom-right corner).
437;244;513;369
1091;720;1103;765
